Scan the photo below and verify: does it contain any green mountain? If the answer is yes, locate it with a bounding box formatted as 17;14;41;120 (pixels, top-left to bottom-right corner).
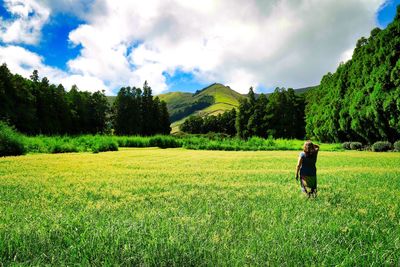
159;83;244;133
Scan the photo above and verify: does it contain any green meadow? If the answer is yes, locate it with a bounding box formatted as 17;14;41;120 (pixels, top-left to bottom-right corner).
1;148;399;265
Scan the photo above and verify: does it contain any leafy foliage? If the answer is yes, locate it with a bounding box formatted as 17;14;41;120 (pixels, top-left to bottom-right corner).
371;141;392;152
112;82;171;135
350;142;363;150
0;121;25;157
180;109;237;136
342;142;352;150
0;65;110;135
91;139;118;153
306;7;400;143
236;87;305;139
394;140;400;151
1;66;171;136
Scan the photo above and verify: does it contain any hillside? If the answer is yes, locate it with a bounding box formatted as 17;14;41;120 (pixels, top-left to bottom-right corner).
158;83;245;133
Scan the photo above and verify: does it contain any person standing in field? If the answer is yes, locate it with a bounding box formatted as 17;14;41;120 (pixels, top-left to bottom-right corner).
296;141;320;198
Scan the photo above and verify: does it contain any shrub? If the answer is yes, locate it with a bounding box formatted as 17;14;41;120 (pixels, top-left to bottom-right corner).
91;139;118;153
117;136;150;147
371;141;392;152
350;142;362;150
247;136;266;150
342;142;351;150
0;121;26;157
50;143;79;154
23;135;47;153
149;135;181;148
394;141;400;152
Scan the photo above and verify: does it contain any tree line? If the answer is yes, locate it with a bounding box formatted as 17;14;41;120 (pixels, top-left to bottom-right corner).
236;87;305;139
180;87;305;139
305;6;400;143
113;82;170;135
180;108;237;136
0;64;170;135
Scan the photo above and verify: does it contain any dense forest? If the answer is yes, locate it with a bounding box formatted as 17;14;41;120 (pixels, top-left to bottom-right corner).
0;65;170;136
113;82;171;135
305;6;400;143
236;87;305;139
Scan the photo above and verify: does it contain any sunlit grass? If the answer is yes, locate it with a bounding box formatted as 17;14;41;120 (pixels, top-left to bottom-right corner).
1;149;399;265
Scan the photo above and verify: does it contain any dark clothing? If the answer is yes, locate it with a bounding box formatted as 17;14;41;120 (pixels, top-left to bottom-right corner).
301;175;317;191
299;151;318;177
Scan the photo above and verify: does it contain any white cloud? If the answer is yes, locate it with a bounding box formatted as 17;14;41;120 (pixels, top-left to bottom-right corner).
64;0;384;93
60;74;109;93
0;0;386;94
0;0;50;44
0;45;111;94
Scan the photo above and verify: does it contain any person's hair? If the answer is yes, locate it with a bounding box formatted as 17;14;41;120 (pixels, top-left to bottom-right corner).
303;140;316;157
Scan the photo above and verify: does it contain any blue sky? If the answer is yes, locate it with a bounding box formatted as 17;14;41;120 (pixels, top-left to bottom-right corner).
0;0;399;95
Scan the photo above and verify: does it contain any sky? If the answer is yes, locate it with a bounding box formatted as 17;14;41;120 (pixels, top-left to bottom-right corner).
0;0;399;95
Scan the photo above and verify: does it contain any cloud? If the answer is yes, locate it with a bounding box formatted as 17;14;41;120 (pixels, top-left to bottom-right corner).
0;0;386;94
0;0;50;44
0;45;111;94
64;0;384;93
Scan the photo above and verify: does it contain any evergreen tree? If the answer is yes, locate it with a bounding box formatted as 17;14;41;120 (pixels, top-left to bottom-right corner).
306;6;400;143
159;100;171;134
113;83;170;135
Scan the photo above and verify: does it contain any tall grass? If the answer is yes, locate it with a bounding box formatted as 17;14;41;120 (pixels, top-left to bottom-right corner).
1;149;399;265
180;136;342;151
24;135;119;154
5;133;343;155
0;121;26;156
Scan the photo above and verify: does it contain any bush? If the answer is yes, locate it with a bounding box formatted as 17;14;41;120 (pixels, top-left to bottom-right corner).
149;135;181;148
116;136;150;147
394;141;400;152
50;143;79;154
350;142;362;150
0;121;26;157
24;136;48;153
342;142;351;150
91;139;118;153
371;141;392;152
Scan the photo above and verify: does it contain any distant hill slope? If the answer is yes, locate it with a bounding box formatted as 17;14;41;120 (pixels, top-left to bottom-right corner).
159;83;245;133
107;84;314;133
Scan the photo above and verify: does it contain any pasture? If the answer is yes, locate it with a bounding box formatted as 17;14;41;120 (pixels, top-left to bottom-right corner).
0;148;399;265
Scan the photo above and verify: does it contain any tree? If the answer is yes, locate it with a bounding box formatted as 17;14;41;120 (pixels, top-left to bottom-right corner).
180;115;204;134
306;8;400;143
159;100;171;134
113;83;170;136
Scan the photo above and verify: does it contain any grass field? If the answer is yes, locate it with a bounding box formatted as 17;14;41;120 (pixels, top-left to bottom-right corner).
1;148;399;265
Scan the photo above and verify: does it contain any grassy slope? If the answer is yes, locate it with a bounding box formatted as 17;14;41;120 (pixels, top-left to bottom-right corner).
157;92;193;110
166;83;245;132
1;149;399;265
